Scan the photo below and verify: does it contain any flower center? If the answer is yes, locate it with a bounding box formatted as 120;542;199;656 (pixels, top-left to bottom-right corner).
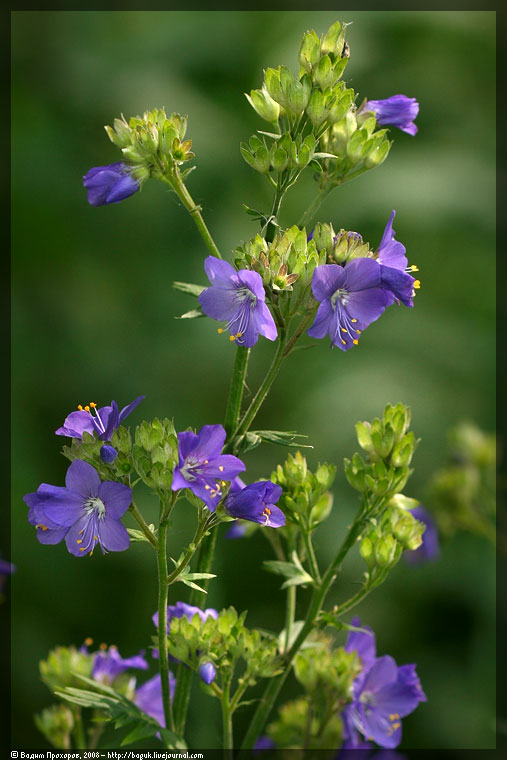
330;288;349;308
84;497;106;519
180;457;201;481
77;401;106;434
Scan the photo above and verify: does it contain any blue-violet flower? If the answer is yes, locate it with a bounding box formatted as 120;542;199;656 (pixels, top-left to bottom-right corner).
376;211;419;308
83;162;140;206
404;506;439;564
56;396;144;441
307;258;391;350
224;481;285;528
23;459;132;557
198;257;277;347
134;673;176;728
172;424;245;510
341;617;426;749
365;95;419;136
92;645;148;684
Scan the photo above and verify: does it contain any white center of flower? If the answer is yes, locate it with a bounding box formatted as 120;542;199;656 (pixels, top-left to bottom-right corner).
330;288;349;308
180;457;201;481
84;497;106;519
235;287;257;306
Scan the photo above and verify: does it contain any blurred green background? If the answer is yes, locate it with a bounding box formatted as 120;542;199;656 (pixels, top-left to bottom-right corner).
11;10;495;750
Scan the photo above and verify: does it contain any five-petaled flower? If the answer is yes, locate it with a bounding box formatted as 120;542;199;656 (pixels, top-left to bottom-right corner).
365;95;419;136
341;617;426;749
376;211;419;307
198;257;277;347
172;424;245;509
224;481;285;528
23;460;132;557
307;258;391;350
83;162;140;206
404;506;440;564
56;396;144;441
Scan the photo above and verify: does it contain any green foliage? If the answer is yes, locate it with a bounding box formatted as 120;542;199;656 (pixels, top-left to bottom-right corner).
271;450;336;531
34;703;74;749
133;417;178;491
310;222;373;264
40;646;93;694
232;428;312;455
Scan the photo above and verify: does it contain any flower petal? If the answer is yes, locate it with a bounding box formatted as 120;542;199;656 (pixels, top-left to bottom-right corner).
99;514;130;553
377;210;408;270
37;526;69;545
343;258;381;292
201;454;246;479
65;514;97;557
237;269;267;301
311;264;345;302
55;410;96;439
203;256;237;287
360;707;402;749
361;655;398;695
119;395;145;422
65;460;101;497
380;266;414;307
345;288;390;327
177;430;200;463
199;285;238;321
98;481;132;519
253;301;278;342
307;300;333;339
193;424;227;461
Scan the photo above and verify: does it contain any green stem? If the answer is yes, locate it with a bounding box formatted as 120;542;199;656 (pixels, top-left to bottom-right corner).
160;171;222;259
239;515;365;750
233;329;288;440
223;347;250;438
303;530;321;583
157;520;175;737
298;184;334;228
72;707;86;750
284;585;296;652
221;678;234;754
166;516;207;585
129;500;158;549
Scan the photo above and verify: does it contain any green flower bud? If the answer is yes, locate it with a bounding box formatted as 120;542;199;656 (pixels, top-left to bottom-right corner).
360;535;376;568
307;88;328;126
299;29;321;72
271;146;289;172
320;21;346;57
245;87;280;123
355;421;374;453
35;704;74;750
365;138;391;168
391;432;416;468
375;534;398;568
315;55;334;90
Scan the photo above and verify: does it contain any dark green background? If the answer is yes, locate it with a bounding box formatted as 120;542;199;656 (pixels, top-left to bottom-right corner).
11;11;495;750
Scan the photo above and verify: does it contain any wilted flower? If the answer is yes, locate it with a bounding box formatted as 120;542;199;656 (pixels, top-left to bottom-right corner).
307;258;391;350
224;481;285;528
365;95;419;136
56;396;144;442
172;424;245;509
23;460;132;557
83;162;140;206
198;257;277;347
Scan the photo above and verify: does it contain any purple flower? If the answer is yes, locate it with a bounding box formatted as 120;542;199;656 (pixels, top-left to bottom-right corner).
404;506;440;564
376;211;418;308
199;662;217;685
92;645;148;684
172;424;245;510
134;673;176;728
152;601;219;629
55;396;144;442
342;618;426;749
198;257;277;348
253;736;276;752
224;481;285;528
83;162;140;206
365;95;419;136
307;258;391;350
23;460;132;557
100;444;118;464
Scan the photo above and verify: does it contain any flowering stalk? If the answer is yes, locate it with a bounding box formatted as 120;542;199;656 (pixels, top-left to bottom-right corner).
129;500;158;549
159;170;222;259
157;499;176;738
223;347;250;437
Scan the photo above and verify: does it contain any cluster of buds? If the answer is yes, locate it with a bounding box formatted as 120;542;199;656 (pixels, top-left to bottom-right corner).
240;132;316;175
270;451;336;531
133;418;178;491
39;646;92;693
233;226;326;293
164;607;282;691
320;108;391;178
344;403;418;500
294;635;360;699
34;704;75;750
310;222;372;264
360;503;425;572
105;108;194;178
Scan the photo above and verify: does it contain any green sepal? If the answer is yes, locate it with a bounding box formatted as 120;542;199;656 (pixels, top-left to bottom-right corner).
172;281;206;297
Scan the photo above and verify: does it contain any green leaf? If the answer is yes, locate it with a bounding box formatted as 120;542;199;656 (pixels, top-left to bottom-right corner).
120;721;158;746
263;560;302;578
255;430;313;448
126;527;156;543
172;281;205;297
175;308;205;319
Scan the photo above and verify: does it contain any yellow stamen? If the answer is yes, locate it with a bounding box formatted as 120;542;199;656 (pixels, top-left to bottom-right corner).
341;339;346;345
265;507;271;515
204;459;209;464
410;265;419;272
79;548;85;552
413;280;421;289
351;318;357;323
229;335;236;341
84;405;90;412
99;642;107;650
79;529;84;535
353;339;358;345
341;328;347;333
217;328;224;334
93;535;98;541
392;722;400;730
84;637;93;646
221;480;227;486
39;525;48;531
219;466;224;472
236;332;242;338
77;540;82;544
89;402;96;408
205;485;210;490
89;551;93;557
77;404;83;411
